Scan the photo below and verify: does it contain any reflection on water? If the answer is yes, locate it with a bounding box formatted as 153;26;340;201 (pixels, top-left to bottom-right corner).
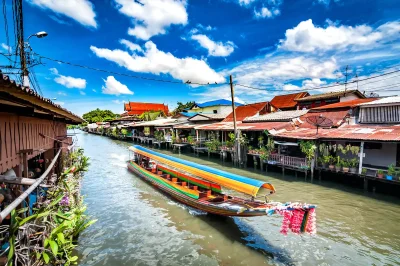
75;132;400;266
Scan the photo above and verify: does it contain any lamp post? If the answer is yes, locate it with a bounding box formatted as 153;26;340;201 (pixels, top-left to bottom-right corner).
21;31;48;87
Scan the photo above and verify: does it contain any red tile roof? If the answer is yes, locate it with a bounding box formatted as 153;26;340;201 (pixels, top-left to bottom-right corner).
270;92;309;109
223;102;270;122
298;110;350;128
123;102;169;116
311;98;377;110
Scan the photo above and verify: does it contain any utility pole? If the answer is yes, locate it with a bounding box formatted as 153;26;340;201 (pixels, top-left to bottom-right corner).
16;0;29;86
229;75;239;166
344;65;349;92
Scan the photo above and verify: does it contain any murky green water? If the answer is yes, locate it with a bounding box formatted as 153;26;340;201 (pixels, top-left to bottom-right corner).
74;131;400;266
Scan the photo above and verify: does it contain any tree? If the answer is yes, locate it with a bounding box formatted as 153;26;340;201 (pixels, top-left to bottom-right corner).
82;108;119;123
172;101;195;115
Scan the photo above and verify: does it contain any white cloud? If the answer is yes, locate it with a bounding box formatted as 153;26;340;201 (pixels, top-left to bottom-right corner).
80;91;86;95
239;0;256;5
28;0;97;28
112;99;127;104
191;34;235;57
90;41;225;84
280;19;400;52
316;0;341;6
282;78;327;91
50;68;87;89
54;101;65;106
57;91;67;96
92;89;97;92
115;0;188;40
102;76;134;95
119;39;143;52
1;43;11;52
227;55;338;87
254;7;279;18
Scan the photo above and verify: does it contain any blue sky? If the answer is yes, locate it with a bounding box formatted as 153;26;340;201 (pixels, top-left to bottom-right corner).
0;0;399;116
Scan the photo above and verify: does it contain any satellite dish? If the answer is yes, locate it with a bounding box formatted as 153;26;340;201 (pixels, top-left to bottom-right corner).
306;114;333;135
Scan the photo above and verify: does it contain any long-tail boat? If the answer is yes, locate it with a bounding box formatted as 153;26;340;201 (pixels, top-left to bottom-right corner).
128;145;317;234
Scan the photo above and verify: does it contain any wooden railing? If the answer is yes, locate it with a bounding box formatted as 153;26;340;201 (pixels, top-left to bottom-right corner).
268;154;308;168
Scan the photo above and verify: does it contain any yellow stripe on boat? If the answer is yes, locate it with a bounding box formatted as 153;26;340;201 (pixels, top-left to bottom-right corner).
130;145;275;197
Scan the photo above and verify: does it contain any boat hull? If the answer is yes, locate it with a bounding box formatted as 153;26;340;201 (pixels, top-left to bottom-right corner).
127;163;268;217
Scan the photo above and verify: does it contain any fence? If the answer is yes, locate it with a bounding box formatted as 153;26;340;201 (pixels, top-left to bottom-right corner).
268;154;308;169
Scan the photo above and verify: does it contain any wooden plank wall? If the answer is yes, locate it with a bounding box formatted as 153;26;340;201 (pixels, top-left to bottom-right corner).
0;113;67;174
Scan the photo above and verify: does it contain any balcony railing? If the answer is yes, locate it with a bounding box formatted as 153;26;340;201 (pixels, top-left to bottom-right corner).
268;154;308;169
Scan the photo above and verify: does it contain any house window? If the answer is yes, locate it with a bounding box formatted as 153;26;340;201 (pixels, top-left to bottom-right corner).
364;142;382;149
213;110;218;114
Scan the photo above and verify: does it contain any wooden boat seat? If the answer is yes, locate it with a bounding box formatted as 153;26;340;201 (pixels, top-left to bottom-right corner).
199;190;212;198
172;178;178;183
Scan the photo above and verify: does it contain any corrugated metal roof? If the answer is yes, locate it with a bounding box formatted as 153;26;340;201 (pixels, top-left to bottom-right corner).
194;99;243;108
196;121;293;131
188;113;227;121
270;92;309;109
173;122;215;129
244;110;309;122
311;98;377;110
223;102;269;122
274;124;400;142
358;96;400;107
298;110;349;128
0;72;84;123
295;90;365;102
130;118;185;127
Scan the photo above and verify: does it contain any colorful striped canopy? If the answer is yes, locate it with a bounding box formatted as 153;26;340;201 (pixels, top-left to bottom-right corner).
129;145;276;197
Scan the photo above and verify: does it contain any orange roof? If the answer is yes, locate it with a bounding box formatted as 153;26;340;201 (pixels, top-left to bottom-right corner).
311;98;377;110
223;102;270;122
270;92;309;109
298;110;350;128
124;102;169;116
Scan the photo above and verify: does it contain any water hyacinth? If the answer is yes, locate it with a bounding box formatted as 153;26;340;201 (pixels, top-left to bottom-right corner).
60;195;70;206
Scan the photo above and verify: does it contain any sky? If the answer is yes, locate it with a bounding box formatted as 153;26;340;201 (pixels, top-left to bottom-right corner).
0;0;399;116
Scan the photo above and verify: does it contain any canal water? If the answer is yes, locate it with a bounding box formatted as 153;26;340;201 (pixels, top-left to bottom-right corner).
74;132;400;266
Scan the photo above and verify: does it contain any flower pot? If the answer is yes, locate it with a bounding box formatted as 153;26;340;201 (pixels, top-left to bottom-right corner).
386;175;393;181
349;167;357;173
335;165;341;172
329;165;335;170
377;174;384;179
342;167;349;173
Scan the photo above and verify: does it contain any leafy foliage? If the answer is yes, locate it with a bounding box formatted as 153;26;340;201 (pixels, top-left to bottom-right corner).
7;149;95;266
299;141;317;161
172;101;195;116
154;130;164;142
139;111;166;121
82;108;119;123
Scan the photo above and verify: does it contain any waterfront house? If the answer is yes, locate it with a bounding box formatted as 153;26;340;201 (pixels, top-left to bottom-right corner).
0;72;83;179
187;99;242;116
295;90;366;110
270;92;309;111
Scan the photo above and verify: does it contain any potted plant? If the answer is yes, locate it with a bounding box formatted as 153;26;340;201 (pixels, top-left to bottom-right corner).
361;168;367;175
377;169;384;179
187;135;195;145
386;164;396;180
328;155;336;170
349;158;359;173
342;159;350;173
335;157;342;172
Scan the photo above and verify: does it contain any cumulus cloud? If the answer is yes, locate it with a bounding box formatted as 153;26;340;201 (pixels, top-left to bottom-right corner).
112;99;127;104
115;0;188;40
280;19;400;52
57;91;67;96
90;41;225;84
119;39;143;52
282;78;327;91
28;0;97;28
191;34;235;57
102;76;133;95
254;7;280;18
50;68;86;89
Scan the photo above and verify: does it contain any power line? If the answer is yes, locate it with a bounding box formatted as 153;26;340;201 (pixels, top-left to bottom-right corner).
36;53;229;86
2;0;10;56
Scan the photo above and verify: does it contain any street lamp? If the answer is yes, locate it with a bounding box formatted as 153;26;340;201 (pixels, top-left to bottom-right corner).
27;31;48;41
22;31;48;87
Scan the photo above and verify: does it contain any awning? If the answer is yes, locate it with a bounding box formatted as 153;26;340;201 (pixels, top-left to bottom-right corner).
130;145;275;196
